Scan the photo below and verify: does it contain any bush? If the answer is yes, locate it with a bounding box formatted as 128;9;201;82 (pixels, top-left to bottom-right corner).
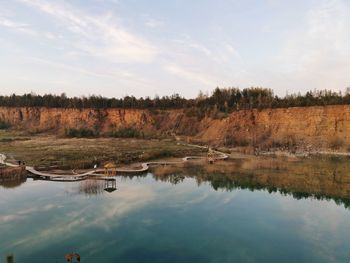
0;120;10;129
185;107;197;117
224;134;236;146
224;134;250;147
141;149;173;161
0;138;14;142
329;137;344;149
65;128;96;138
109;127;141;138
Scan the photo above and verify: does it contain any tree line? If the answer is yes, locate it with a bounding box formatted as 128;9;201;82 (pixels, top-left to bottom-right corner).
1;87;350;112
0;93;191;109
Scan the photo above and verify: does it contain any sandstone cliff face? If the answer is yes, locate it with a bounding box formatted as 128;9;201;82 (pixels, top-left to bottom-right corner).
0;105;349;148
0;107;153;133
198;105;350;148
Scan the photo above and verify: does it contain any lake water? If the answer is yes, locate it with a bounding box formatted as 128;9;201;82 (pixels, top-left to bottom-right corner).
1;157;350;263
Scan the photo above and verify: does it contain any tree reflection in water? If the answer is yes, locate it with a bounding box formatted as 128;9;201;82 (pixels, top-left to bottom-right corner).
69;155;350;208
0;177;27;189
148;155;350;209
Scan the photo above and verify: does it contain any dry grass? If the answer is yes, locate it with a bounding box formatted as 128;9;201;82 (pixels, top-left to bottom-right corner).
0;132;205;169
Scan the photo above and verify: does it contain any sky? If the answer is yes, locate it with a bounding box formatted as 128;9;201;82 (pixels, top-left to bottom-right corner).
0;0;349;98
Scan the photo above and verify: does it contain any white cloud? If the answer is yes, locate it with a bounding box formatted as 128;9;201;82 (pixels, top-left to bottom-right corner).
174;37;241;62
1;0;349;97
0;17;36;35
3;183;156;251
19;0;158;63
27;56;117;78
223;42;240;59
0;204;63;223
144;16;164;28
274;0;350;91
164;63;218;87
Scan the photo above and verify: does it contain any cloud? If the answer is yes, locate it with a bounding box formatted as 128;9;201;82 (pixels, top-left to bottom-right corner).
223;43;240;59
19;0;158;63
26;56;151;92
0;17;36;35
143;16;164;28
164;63;218;87
0;204;63;223
173;37;240;63
274;0;350;91
3;183;156;251
189;42;213;57
277;195;348;262
1;0;349;97
27;56;121;78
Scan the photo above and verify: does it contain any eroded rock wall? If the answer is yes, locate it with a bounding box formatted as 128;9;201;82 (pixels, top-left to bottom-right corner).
1;105;349;148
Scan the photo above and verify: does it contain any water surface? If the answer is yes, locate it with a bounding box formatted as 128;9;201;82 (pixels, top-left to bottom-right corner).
1;157;350;262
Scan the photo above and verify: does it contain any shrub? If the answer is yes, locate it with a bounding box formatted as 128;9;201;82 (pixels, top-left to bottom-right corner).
224;134;250;146
65;128;96;138
270;134;297;149
185;107;197;117
224;134;236;146
0;138;14;142
329;137;344;149
142;149;173;161
109;127;141;138
0;120;10;129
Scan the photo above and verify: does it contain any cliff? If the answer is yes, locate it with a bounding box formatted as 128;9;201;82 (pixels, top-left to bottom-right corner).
0;105;349;149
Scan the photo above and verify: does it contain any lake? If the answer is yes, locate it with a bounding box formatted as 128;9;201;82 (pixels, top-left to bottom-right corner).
1;156;350;262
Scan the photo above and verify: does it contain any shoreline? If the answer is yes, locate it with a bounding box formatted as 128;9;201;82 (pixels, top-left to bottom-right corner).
0;144;228;182
254;149;350;158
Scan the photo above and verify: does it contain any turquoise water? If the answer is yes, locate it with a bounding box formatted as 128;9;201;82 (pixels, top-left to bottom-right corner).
1;170;350;263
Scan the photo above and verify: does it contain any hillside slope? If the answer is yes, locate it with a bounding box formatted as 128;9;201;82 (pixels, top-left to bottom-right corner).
0;105;349;149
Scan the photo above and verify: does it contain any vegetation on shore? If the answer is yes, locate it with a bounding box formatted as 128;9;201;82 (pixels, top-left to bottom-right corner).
109;127;142;138
0;131;205;170
64;127;97;138
64;127;143;138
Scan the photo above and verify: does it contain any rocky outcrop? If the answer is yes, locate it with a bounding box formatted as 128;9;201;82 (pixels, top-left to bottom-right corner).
1;105;350;149
197;105;350;149
0;107;154;133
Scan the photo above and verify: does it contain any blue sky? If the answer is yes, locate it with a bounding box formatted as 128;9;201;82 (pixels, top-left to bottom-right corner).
0;0;349;98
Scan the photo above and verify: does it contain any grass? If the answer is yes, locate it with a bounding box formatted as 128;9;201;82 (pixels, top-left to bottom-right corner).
0;134;206;169
0;130;29;143
0;130;21;138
